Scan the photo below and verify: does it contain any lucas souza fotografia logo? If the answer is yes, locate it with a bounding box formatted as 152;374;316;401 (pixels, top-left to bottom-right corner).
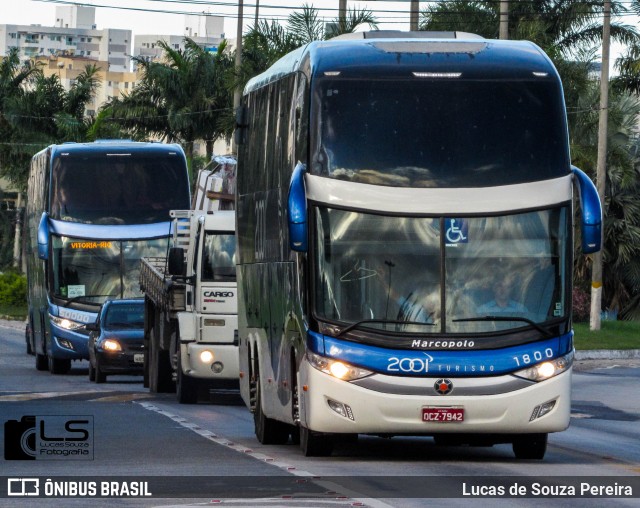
4;415;94;460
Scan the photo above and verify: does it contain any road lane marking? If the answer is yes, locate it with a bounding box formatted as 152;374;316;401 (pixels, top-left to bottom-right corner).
137;401;395;508
0;390;98;401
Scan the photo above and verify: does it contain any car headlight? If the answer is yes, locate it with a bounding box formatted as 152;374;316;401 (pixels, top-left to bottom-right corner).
102;339;122;352
307;351;373;381
513;351;574;382
50;314;85;331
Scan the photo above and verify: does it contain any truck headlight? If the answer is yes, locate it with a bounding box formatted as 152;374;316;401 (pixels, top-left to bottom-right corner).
307;351;373;381
513;351;574;382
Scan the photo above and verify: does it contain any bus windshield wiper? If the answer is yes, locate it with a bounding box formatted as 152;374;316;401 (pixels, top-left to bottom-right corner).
337;319;435;338
453;316;553;339
62;294;111;307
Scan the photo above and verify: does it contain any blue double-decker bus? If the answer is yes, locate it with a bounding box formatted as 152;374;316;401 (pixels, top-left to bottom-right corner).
26;141;190;374
235;32;602;459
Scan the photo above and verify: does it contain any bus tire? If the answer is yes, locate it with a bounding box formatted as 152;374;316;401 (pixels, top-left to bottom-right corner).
48;356;71;375
512;433;547;460
300;425;333;457
254;377;290;445
35;352;48;371
176;350;198;404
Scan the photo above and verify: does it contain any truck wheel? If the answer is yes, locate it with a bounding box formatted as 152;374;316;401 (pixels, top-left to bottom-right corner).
149;327;174;393
176;349;198;404
48;356;71;375
512;433;547;460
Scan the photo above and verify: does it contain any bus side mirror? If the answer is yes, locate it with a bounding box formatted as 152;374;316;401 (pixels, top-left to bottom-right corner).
234;105;248;146
572;166;602;254
287;163;308;252
37;212;50;260
168;247;186;276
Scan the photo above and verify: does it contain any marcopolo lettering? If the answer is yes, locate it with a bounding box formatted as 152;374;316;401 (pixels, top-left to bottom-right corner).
411;339;475;349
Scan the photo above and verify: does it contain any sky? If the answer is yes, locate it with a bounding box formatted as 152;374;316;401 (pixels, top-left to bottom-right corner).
3;0;636;61
4;0;414;38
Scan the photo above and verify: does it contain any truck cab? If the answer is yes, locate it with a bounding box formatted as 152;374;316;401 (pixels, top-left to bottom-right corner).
172;210;238;397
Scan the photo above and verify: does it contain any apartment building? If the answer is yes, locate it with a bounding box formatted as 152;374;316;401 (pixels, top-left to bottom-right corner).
0;6;131;72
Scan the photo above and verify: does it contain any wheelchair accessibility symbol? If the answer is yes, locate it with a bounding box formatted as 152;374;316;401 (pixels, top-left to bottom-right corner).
445;218;468;245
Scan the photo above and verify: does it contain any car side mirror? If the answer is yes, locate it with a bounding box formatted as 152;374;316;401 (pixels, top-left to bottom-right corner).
86;322;99;332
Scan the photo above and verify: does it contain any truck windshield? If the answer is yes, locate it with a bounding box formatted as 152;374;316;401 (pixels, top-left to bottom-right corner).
51;236;168;304
311;78;569;187
201;232;237;282
50;155;189;224
313;207;569;336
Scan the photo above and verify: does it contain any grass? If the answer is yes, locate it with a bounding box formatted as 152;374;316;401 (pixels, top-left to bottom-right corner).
573;320;640;350
0;303;27;321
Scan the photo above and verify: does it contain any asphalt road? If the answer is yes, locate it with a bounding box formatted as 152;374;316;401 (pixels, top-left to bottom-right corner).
0;319;639;507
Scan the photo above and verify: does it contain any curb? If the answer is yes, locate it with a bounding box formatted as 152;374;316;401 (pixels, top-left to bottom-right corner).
575;349;640;360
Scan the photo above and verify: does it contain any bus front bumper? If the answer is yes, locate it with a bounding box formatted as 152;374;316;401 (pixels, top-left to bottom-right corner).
50;329;90;360
299;363;572;435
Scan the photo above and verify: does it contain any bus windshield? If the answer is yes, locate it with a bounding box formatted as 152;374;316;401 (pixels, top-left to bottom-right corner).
50;154;190;224
313;207;569;336
51;236;168;305
311;78;569;187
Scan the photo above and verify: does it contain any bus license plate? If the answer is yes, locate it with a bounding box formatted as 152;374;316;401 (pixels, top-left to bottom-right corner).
422;407;464;423
133;354;144;364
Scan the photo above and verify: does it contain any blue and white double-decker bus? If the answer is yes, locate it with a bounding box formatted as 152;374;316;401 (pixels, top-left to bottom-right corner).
26;141;191;374
235;32;601;459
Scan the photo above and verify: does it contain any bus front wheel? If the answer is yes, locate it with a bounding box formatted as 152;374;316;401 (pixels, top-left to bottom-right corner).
512;433;547;460
48;356;71;375
299;425;333;457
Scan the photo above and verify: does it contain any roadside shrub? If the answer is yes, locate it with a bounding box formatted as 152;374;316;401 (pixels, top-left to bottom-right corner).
0;271;27;306
572;286;590;322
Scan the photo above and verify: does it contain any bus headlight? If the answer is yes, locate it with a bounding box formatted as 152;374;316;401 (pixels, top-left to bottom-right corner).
50;315;85;331
513;351;574;382
307;352;373;381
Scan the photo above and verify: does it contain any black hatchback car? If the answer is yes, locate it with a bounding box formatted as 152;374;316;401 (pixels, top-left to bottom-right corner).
87;299;145;383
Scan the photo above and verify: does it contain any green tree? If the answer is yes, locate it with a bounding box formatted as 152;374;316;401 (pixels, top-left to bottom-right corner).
104;38;234;173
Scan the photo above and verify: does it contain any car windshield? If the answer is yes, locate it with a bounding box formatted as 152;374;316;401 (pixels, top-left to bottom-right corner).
104;303;144;330
311;78;569;187
313;206;569;336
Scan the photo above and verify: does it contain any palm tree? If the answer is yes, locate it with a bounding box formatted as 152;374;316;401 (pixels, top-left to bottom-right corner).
0;48;42;189
104;38;234;172
420;1;639;62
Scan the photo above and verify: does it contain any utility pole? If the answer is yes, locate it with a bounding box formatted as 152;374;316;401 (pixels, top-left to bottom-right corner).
339;0;347;26
410;1;419;31
254;0;259;27
232;0;244;153
591;0;611;331
12;192;22;270
499;1;509;39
